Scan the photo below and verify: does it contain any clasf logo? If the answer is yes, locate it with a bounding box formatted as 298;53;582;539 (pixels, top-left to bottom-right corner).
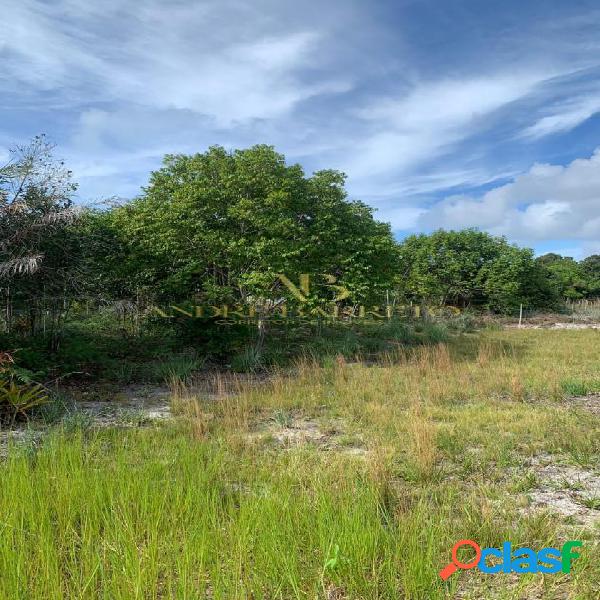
439;539;582;579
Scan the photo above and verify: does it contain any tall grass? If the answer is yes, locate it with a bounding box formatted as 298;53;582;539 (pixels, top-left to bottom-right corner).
0;426;572;599
1;330;600;598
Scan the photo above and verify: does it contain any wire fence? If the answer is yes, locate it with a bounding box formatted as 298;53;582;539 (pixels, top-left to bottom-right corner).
566;298;600;321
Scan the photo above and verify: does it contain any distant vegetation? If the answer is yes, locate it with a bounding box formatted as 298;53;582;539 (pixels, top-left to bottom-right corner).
536;252;600;300
1;136;599;387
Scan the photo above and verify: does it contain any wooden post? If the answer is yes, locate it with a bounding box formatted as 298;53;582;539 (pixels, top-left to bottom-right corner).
518;304;523;328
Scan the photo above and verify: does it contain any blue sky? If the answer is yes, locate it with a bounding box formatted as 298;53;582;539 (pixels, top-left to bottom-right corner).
2;0;600;258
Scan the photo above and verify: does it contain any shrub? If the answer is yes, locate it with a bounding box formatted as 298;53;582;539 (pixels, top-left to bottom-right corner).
0;350;49;424
153;353;206;382
0;379;48;425
415;321;449;344
231;346;263;372
446;312;477;333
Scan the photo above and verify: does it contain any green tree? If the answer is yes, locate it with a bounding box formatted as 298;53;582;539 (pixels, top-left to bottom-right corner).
580;255;600;298
536;254;588;300
482;246;558;312
0;135;81;336
398;229;506;306
105;145;398;308
398;229;557;312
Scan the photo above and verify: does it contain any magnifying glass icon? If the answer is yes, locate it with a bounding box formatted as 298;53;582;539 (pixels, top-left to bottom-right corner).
439;539;481;580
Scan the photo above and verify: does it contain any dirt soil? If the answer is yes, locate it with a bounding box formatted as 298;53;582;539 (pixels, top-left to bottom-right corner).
520;452;600;527
248;412;367;455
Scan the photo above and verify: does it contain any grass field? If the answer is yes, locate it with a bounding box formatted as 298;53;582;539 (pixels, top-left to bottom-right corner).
1;329;599;599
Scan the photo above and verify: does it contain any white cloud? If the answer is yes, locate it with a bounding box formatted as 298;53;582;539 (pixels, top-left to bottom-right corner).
350;167;519;200
421;149;600;249
0;0;357;199
0;2;103;89
116;32;351;126
371;204;426;229
345;73;555;179
0;1;348;125
521;96;600;139
3;0;600;262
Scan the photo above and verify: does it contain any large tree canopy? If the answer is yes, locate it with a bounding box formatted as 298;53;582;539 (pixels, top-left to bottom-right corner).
100;145;398;307
397;229;558;312
536;254;586;300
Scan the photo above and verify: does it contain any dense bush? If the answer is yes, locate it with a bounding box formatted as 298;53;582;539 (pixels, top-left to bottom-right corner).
537;253;600;300
397;229;559;313
85;145;398;307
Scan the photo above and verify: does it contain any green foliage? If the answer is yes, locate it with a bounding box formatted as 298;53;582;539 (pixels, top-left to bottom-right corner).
560;378;600;397
96;145;398;306
397;229;558;313
580;255;600;297
323;543;343;572
0;311;182;383
3;137;600;389
0;379;48;424
77;208;135;300
483;245;558;312
414;321;449;344
445;311;477;333
0;349;49;423
0;136;83;341
153;353;206;382
230;346;264;373
536;253;590;300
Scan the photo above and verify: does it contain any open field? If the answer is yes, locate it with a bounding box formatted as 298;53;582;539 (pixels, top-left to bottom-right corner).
1;328;599;599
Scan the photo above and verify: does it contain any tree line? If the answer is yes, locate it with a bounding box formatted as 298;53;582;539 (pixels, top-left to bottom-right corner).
2;137;599;341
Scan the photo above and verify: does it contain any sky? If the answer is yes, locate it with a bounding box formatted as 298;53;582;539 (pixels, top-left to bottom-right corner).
1;0;600;258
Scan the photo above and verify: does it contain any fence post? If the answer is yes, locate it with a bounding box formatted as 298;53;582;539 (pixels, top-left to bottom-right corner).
518;304;523;328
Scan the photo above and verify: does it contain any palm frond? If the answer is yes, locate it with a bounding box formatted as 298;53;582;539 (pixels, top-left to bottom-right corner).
0;254;44;277
35;206;82;226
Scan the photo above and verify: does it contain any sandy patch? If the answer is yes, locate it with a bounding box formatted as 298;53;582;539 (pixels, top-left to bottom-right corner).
565;393;600;416
521;454;600;527
249;413;367;455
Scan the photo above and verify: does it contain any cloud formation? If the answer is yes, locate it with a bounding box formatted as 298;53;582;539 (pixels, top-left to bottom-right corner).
346;72;553;179
1;0;600;256
420;150;600;255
